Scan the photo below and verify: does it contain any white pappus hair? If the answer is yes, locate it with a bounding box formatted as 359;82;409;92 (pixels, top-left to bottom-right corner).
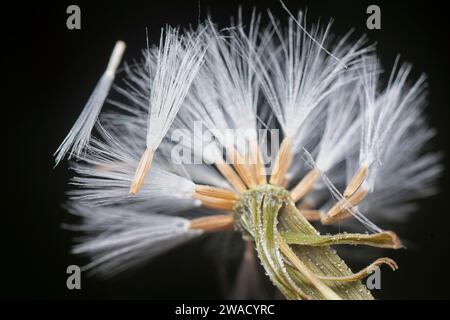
54;41;126;166
144;27;206;150
354;56;434;191
68;125;199;213
67;204;202;278
255;12;372;154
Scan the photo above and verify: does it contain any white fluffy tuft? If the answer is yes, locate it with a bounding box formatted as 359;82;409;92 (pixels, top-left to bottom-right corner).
145;27;206;150
54;41;126;165
67;204;202;277
256;13;371;154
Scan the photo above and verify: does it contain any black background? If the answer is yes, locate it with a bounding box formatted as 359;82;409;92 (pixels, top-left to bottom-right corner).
3;0;450;299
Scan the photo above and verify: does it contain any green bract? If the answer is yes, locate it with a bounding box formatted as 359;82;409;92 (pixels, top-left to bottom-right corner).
234;185;373;300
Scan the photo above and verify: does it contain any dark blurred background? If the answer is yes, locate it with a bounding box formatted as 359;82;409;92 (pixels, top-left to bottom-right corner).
3;0;450;299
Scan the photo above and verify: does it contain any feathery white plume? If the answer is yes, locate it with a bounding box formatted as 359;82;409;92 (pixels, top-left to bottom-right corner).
54;41;126;165
357;115;442;221
257;13;370;154
145;28;206;150
69;126;198;212
174;14;264;158
317;56;439;228
67;204;202;277
129;27;206;194
355;56;429;191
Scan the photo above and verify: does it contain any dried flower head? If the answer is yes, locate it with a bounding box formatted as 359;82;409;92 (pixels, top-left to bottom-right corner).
55;6;442;300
